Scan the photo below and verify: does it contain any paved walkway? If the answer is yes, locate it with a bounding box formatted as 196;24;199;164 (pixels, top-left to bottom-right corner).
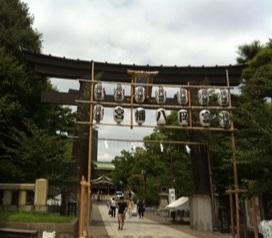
90;203;197;238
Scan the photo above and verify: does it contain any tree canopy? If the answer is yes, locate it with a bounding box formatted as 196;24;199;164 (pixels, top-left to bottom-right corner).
0;0;76;192
112;114;193;205
235;40;272;200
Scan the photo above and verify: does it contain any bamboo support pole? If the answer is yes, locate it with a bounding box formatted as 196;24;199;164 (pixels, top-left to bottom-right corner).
232;132;240;238
76;121;235;132
97;137;207;145
130;78;134;129
226;69;240;238
79;176;87;238
229;192;235;237
252;197;258;238
207;147;216;230
75;99;236;111
86;61;95;237
79;177;83;237
83;183;88;238
78;78;234;89
188;82;193;128
226;188;247;194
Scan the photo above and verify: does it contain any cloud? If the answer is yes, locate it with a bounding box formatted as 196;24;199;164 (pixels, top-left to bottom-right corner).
97;151;114;162
25;0;271;66
24;0;272;160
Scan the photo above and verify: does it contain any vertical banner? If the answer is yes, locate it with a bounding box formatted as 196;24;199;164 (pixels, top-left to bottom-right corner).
168;188;176;204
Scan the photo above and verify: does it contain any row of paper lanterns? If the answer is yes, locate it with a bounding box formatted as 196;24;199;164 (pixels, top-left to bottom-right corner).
94;82;230;106
93;105;231;128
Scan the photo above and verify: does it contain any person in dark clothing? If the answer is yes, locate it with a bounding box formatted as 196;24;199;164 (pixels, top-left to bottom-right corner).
110;197;116;218
171;210;176;222
137;199;145;219
117;197;127;230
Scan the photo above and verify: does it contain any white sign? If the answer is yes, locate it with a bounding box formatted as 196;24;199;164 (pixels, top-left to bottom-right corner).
168;188;176;204
42;231;56;238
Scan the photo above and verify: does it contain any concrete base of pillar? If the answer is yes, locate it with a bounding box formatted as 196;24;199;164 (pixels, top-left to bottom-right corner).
158;192;168;210
19;205;33;212
34;205;48;212
190;195;213;232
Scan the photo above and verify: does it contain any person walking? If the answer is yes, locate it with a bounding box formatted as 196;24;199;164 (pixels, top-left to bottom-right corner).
137;199;145;219
127;199;134;218
110;197;116;217
117;196;127;230
107;198;112;216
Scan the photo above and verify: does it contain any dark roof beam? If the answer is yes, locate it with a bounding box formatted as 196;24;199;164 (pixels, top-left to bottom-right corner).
23;51;244;86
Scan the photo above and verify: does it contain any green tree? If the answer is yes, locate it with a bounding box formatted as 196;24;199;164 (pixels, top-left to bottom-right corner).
112;115;193;205
0;0;77;210
112;150;135;189
233;39;272;216
236;48;272;184
236;40;263;64
1;122;75;184
0;0;49;162
0;0;41;54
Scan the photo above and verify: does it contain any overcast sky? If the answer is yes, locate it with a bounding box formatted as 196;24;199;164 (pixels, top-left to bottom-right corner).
24;0;272;161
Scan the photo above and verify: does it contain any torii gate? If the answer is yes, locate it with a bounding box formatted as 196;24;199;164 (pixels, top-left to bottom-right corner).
24;50;244;238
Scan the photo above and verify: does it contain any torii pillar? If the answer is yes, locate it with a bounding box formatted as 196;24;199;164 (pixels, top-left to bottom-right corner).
190;143;213;231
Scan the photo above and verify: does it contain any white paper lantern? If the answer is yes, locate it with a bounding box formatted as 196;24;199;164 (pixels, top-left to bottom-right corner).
177;88;188;105
94;82;105;101
198;89;209;105
135;107;145;125
160;143;164;152
178;109;189;126
93;104;104;123
199;109;211;127
114;83;125;102
135;86;145;103
156;108;167;125
218;111;231;128
217;89;229;106
113;106;124;124
155;86;167;104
